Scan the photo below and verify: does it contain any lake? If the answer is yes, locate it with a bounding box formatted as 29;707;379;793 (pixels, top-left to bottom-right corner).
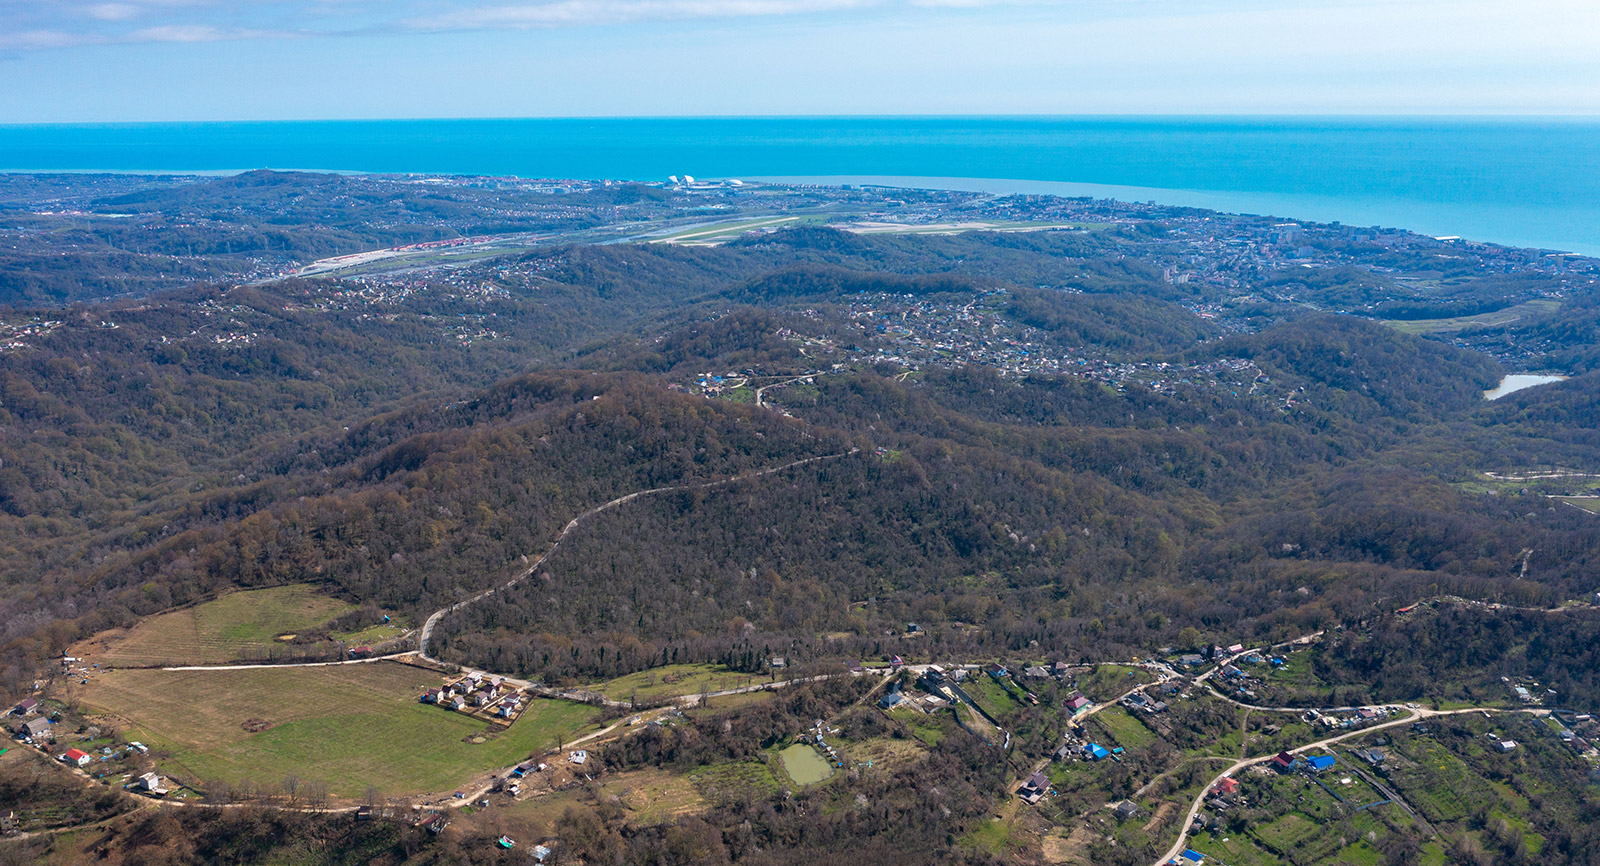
1484;374;1568;400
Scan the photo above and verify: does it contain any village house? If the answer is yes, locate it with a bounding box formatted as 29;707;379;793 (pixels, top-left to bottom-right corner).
1304;755;1336;773
1271;751;1298;773
61;748;92;767
15;717;50;740
136;772;169;795
12;698;38;716
0;811;18;836
1211;776;1239;797
1113;800;1141;821
1016;770;1049;804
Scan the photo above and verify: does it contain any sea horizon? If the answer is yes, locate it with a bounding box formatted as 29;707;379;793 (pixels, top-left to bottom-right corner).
3;115;1597;256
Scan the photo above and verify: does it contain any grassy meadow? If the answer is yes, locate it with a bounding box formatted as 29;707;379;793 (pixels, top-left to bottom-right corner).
78;661;602;798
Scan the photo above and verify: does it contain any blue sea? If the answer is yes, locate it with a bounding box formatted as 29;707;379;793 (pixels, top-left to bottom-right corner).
1;117;1597;256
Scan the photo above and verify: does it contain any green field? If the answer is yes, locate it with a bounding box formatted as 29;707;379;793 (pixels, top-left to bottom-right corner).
1078;665;1154;702
1091;706;1157;750
890;706;950;746
1383;299;1561;335
688;760;781;804
80;662;602;798
967;676;1024;718
82;584;359;666
591;663;761;703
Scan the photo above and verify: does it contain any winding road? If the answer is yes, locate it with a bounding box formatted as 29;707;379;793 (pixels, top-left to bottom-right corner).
417;447;858;663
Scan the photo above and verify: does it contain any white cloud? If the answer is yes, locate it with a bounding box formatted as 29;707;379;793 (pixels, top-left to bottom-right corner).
407;0;869;29
126;24;230;42
87;3;143;21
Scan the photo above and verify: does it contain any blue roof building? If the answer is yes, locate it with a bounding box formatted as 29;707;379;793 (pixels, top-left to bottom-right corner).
1305;755;1336;772
1083;743;1111;760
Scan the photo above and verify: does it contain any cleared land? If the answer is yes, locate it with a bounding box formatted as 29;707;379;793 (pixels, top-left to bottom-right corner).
591;663;765;703
78;661;602;797
598;767;708;825
1383;299;1561;335
79;584;357;666
688;760;780;804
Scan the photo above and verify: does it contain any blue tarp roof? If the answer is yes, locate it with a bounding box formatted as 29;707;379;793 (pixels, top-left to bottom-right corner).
1085;743;1110;759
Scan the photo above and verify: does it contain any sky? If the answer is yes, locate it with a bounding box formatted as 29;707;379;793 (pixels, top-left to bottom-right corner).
1;0;1597;121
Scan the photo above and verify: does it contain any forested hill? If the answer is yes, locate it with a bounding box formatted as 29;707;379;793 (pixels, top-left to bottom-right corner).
0;183;1598;705
1199;314;1504;423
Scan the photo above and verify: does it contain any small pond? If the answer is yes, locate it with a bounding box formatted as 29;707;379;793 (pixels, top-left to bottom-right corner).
778;743;835;785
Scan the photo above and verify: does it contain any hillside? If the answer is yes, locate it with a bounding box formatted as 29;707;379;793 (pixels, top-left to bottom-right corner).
3;173;1600;866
